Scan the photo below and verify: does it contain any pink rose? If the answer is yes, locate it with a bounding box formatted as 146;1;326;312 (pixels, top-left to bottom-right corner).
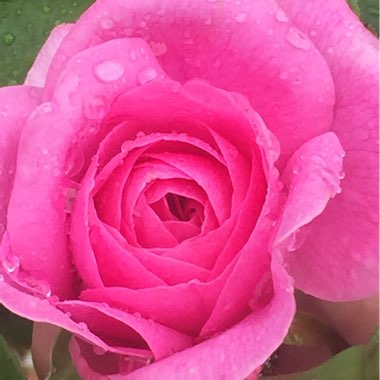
0;0;378;379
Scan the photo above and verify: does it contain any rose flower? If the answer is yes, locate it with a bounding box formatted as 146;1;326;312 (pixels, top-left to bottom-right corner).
0;0;378;379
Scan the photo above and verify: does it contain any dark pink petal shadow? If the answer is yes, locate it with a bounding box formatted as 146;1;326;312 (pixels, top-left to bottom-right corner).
277;0;379;300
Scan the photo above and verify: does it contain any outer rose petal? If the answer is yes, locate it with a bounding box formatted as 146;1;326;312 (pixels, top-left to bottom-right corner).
277;0;379;300
6;38;166;298
25;24;73;88
43;0;335;155
0;86;41;238
108;254;295;380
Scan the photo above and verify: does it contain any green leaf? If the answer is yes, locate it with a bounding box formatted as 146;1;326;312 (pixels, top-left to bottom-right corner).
348;0;379;35
364;328;379;380
47;331;81;380
284;311;347;353
263;328;379;380
262;345;366;380
0;335;26;380
0;306;32;352
358;0;379;35
0;0;95;86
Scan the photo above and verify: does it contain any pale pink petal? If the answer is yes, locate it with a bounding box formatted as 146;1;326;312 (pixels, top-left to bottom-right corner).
277;0;379;300
25;24;73;87
43;0;335;156
6;38;165;298
0;86;41;238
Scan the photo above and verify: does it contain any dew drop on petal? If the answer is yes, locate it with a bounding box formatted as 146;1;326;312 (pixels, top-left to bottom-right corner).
94;60;124;83
83;97;107;120
78;322;87;331
0;274;4;282
129;50;137;61
3;254;20;274
65;148;85;177
279;72;288;80
137;67;158;85
149;41;167;56
286;28;311;51
275;9;288;22
99;17;114;30
93;346;107;355
235;12;247;23
292;164;301;175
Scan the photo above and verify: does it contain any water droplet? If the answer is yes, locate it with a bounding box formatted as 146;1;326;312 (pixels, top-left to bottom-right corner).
214;59;222;68
0;274;4;282
137;67;158;85
128;50;137;61
204;17;212;25
340;151;346;158
94;60;124;83
336;186;342;194
3;33;15;46
93;346;106;355
339;171;346;180
3;255;20;273
149;41;167;57
78;322;87;331
83;97;107;120
139;20;147;28
309;29;317;36
235;12;247;23
286;28;311;51
326;46;334;54
292;164;301;175
65;148;84;177
136;131;146;138
276;9;288;22
100;17;114;30
279;72;288;80
40;103;53;113
42;5;52;14
15;9;22;16
65;187;78;214
267;28;274;36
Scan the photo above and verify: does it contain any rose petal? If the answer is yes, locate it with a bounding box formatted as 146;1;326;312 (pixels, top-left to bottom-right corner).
0;86;41;239
25;24;73;87
43;0;335;156
6;38;165;297
57;301;193;359
276;132;344;244
110;253;295;380
80;276;225;336
277;0;379;300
